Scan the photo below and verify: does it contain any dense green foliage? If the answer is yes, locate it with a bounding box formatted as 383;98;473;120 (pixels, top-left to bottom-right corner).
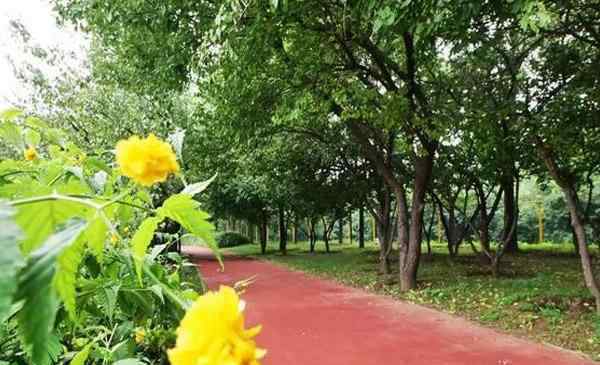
0;110;215;364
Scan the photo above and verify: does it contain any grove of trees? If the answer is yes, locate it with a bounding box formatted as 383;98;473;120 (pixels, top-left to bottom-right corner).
13;0;600;311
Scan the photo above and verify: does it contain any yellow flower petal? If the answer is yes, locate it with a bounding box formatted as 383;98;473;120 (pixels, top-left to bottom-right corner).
115;134;179;186
24;146;37;161
168;286;265;365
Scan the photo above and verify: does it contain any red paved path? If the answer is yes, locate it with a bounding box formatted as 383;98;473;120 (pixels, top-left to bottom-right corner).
184;246;595;365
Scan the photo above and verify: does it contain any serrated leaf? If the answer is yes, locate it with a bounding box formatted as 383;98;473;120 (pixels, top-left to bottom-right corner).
103;284;120;321
16;198;88;255
53;233;86;319
181;173;217;197
15;220;86;365
131;216;161;281
85;215;107;262
0;204;24;321
70;344;92;365
157;194;220;265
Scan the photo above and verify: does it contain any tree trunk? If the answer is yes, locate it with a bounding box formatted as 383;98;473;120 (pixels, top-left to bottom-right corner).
371;216;376;242
398;154;433;291
278;206;287;255
377;226;392;275
475;185;492;253
309;219;316;253
293;220;298;244
259;212;268;255
565;186;600;312
425;205;435;256
537;204;545;243
539;144;600;313
358;206;365;248
502;173;519;253
349;213;353;245
337;220;343;244
323;223;330;253
491;257;500;278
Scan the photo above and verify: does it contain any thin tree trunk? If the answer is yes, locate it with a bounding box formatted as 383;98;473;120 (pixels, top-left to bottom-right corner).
425;204;435;256
278;206;287;255
349;213;353;245
293;220;298;244
358;206;365;248
309;219;316;253
502;172;519;253
259;211;268;255
539;144;600;313
372;215;376;242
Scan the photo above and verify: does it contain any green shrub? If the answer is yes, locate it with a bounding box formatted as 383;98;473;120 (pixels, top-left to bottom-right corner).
217;232;252;248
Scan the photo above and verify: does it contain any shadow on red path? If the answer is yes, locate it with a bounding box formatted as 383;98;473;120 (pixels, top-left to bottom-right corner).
183;246;595;365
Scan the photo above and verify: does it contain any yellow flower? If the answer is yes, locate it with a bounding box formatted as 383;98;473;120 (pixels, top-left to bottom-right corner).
24;146;37;161
110;233;119;245
116;134;179;186
135;328;146;344
168;286;266;365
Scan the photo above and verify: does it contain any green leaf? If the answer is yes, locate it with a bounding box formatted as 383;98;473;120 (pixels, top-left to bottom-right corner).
157;194;218;259
25;129;41;146
15;220;87;365
46;333;63;365
1;108;23;121
16;198;88;255
149;284;165;304
0;120;23;149
70;344;92;365
103;284;120;321
53;233;86;319
0;204;24;321
85;214;108;262
25;116;49;130
113;358;145;365
181;173;217;197
131;216;161;281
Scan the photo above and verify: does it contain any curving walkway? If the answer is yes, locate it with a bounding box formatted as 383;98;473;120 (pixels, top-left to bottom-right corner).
184;246;595;365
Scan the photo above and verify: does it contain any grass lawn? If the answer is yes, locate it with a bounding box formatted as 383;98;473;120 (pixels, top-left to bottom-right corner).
228;240;600;360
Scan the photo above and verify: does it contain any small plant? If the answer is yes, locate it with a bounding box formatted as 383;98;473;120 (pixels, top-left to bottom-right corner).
217;232;252;248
